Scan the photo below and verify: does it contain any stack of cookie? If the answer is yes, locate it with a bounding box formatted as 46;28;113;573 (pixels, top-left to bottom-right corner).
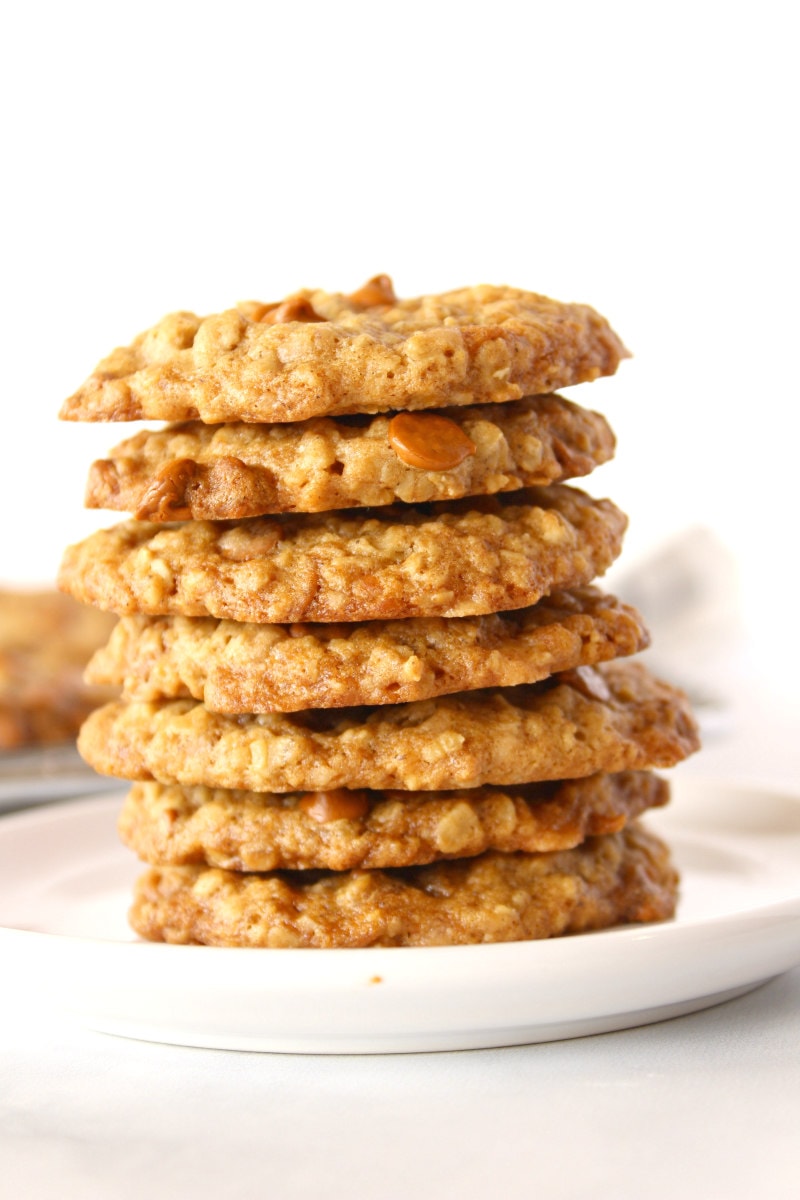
58;278;699;947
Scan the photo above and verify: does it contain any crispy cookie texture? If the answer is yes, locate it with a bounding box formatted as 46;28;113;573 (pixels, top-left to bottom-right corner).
0;589;117;749
88;587;649;713
78;662;700;793
60;281;629;425
119;771;669;872
128;823;677;947
83;395;615;520
58;486;627;624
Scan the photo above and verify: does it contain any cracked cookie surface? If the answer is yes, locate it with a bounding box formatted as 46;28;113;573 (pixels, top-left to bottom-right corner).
87;587;648;712
128;823;677;947
83;395;615;520
58;485;626;624
78;662;700;793
61;281;628;424
119;771;668;871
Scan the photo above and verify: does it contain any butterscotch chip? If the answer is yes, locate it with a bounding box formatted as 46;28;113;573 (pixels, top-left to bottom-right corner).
128;823;678;947
385;412;477;470
58;486;626;624
87;588;649;712
345;274;397;307
297;789;371;824
60;282;628;424
83;395;614;520
0;589;116;749
259;296;326;324
78;662;699;793
119;771;669;871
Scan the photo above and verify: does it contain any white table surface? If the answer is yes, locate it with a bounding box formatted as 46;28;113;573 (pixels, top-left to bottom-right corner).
2;677;798;1200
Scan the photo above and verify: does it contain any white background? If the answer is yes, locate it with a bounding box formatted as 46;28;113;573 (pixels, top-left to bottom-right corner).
1;10;799;1192
1;0;797;688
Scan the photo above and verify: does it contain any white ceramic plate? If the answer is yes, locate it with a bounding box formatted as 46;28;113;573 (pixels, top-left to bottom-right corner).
1;777;799;1054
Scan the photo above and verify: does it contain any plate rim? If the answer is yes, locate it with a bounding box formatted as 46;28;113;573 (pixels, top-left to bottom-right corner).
2;777;800;1052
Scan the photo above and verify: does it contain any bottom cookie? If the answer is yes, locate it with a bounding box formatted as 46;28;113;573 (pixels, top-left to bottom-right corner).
129;823;677;948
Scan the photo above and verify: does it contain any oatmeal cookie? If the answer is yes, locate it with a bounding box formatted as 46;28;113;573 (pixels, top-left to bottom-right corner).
119;771;668;871
78;662;699;793
60;280;628;424
0;589;116;748
87;588;649;712
58;486;627;624
83;395;615;520
128;823;677;947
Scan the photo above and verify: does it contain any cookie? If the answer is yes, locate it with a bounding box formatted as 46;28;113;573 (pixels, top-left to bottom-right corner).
58;485;627;624
128;823;677;947
0;589;116;749
60;280;629;425
87;587;649;712
119;771;669;871
83;395;615;520
78;662;700;793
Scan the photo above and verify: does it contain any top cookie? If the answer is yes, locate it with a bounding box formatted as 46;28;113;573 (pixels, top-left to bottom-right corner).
60;279;629;424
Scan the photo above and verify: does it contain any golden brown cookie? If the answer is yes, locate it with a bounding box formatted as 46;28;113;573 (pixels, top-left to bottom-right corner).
60;280;628;425
0;589;116;749
83;395;615;520
128;823;677;947
58;486;627;624
119;771;669;871
87;588;648;713
78;662;699;793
